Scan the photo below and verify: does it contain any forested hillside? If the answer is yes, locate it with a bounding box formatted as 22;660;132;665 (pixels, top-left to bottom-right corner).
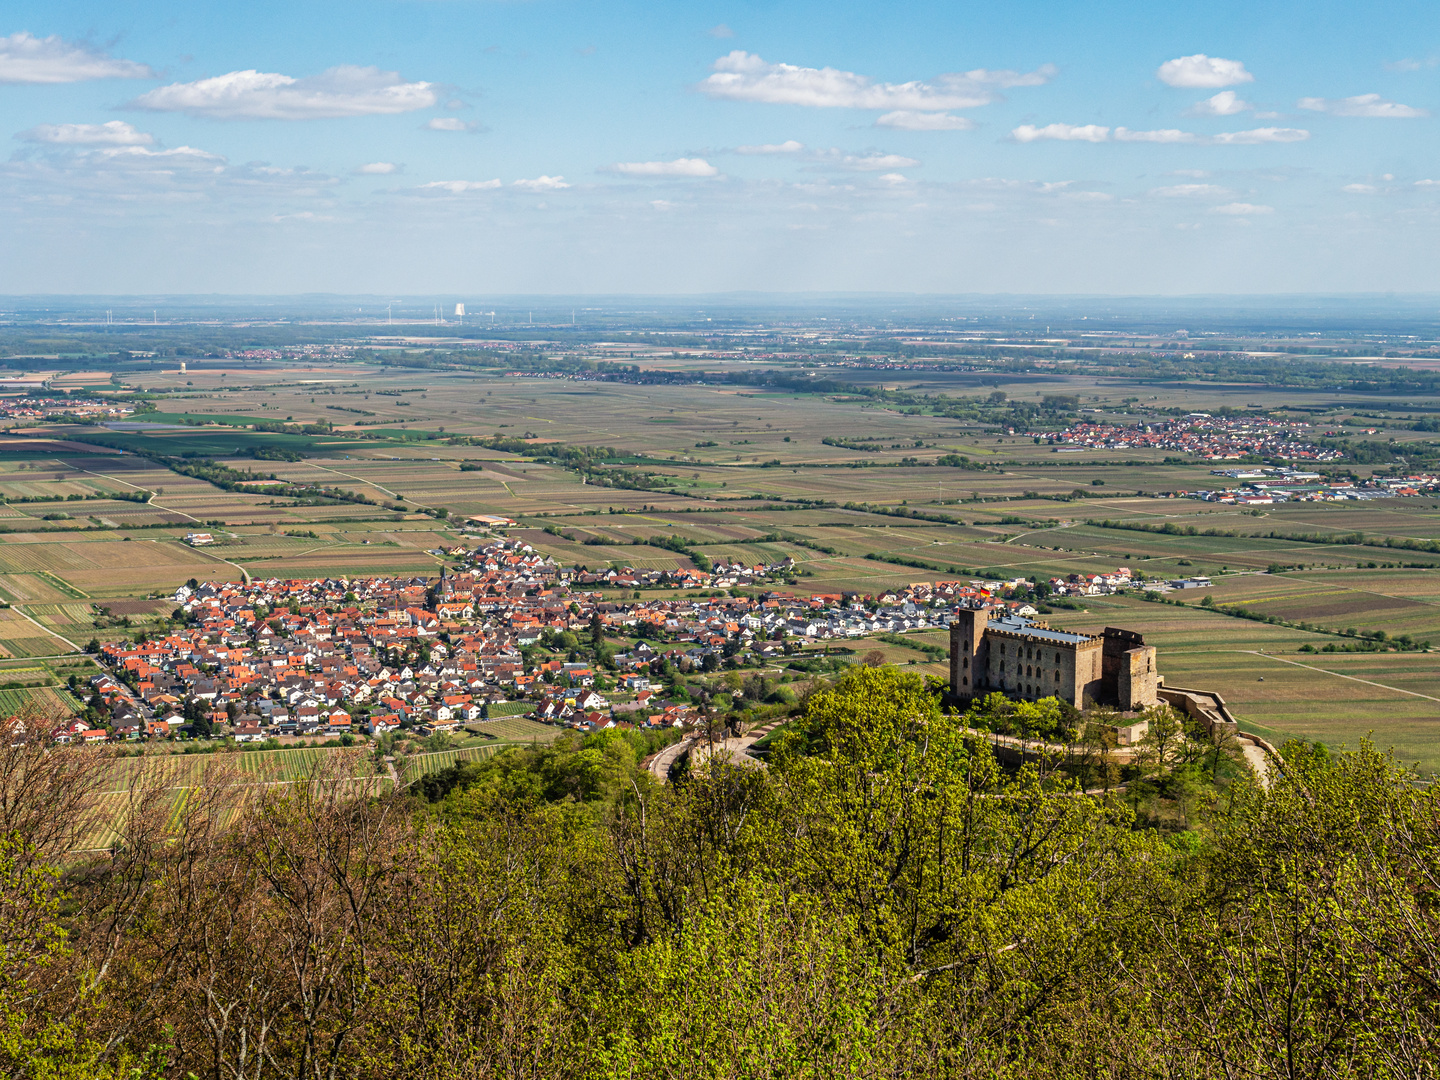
3;668;1437;1079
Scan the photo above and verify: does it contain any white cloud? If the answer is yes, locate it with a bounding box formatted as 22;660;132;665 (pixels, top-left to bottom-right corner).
706;24;735;39
1156;54;1254;89
1150;183;1233;198
1385;57;1438;72
610;158;717;177
1342;183;1378;194
1014;123;1307;146
0;31;154;84
270;211;339;224
609;158;719;177
129;66;437;120
16;120;154;146
736;140;805;155
85;144;227;168
834;152;919;171
513;175;571;190
1189;90;1251;116
732;142;918;171
425;117;479;133
1012;123;1109;142
1416;179;1440;187
1114;127;1198;143
1209;126;1309;143
875;110;974;131
877;172;910;185
1212;202;1274;214
1298;94;1428;118
697;51;1054;110
355;162;400;175
0;150;345;216
418;179;501;193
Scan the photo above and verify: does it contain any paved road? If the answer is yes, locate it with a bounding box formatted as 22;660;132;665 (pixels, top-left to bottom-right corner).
1240;741;1272;781
166;539;252;586
647;720;789;781
646;736;696;781
646;718;1273;787
688;733;768;771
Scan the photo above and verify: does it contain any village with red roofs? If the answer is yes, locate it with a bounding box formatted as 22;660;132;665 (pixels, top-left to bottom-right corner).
59;536;1145;747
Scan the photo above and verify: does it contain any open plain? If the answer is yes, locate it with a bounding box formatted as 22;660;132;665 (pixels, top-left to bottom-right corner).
1;322;1438;766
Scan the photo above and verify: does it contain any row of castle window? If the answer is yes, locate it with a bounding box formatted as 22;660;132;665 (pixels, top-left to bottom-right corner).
999;659;1062;680
996;641;1064;664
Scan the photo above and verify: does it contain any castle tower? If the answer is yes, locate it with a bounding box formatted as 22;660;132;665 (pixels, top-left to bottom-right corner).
1102;628;1159;711
949;607;990;699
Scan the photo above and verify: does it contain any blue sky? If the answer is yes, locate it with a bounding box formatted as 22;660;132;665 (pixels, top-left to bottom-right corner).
1;0;1437;295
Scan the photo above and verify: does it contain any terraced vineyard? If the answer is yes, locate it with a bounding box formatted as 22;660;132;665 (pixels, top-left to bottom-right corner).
70;746;389;851
0;636;67;658
399;744;502;784
0;685;79;716
96;745;373;792
485;700;533;717
478;717;562;742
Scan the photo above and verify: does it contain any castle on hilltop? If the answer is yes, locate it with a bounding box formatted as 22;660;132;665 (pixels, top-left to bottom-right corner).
948;608;1159;711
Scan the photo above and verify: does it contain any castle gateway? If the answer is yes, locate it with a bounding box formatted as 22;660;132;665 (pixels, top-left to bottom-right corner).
949;609;1159;711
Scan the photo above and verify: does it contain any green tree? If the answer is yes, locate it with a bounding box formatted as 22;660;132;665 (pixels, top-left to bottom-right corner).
1134;703;1185;776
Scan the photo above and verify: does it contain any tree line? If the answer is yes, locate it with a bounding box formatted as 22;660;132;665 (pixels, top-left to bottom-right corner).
3;667;1438;1079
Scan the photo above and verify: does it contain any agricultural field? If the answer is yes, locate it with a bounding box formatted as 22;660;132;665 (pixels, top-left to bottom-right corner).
485;700;537;718
474;717;562;742
398;744;503;784
1038;594;1440;770
0;685;80;716
67;745;394;850
70;736;563;852
92;745;380;793
1;354;1438;769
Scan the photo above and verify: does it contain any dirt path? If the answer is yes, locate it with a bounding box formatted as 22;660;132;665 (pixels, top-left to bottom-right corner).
157;539;252;586
67;464;202;522
7;606;81;652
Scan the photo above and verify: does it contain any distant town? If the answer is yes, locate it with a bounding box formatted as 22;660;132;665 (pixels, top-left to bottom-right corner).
1035;413;1345;462
66;536;1160;746
1174;467;1440;504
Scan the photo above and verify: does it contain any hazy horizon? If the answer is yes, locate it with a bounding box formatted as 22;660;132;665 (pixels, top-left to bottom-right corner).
3;0;1438;295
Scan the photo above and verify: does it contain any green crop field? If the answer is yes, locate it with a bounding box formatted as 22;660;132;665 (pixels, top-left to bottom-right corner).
66;428;374;459
485;700;534;717
93;746;380;792
0;685;77;717
399;744;503;783
69;747;392;851
476;717;561;742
